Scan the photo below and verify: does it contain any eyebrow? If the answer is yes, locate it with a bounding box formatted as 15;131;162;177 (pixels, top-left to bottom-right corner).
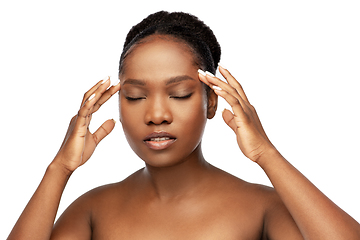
122;75;195;86
165;75;195;86
122;78;146;86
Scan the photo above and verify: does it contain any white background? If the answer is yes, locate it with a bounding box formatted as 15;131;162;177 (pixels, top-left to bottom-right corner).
1;0;359;238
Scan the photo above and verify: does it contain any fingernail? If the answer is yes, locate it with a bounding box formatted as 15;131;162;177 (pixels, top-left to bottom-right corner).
212;85;222;91
112;78;120;86
218;63;227;70
222;108;232;114
88;93;96;101
205;71;215;77
198;69;206;76
112;119;116;124
102;76;110;84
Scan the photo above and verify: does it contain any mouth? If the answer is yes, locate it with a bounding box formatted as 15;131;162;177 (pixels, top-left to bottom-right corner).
143;131;177;150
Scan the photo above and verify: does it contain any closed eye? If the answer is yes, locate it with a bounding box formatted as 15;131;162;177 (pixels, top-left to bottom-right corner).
125;96;146;101
171;93;193;99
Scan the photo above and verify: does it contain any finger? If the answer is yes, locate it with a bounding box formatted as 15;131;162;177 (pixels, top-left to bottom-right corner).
76;93;97;133
74;78;112;137
81;78;106;107
92;82;121;114
93;119;116;145
198;69;212;86
213;88;249;125
222;108;237;133
218;66;250;103
205;73;247;109
81;78;112;108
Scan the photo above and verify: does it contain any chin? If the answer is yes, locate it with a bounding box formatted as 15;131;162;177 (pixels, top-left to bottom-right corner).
134;142;203;169
138;149;188;168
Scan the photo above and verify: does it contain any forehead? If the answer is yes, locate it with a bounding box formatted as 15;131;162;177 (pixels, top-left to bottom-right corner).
120;36;198;83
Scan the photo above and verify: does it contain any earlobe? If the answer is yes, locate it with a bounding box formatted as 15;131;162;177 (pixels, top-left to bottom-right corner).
207;89;218;119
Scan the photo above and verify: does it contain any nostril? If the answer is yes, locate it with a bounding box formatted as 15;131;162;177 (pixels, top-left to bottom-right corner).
147;119;171;125
144;99;173;125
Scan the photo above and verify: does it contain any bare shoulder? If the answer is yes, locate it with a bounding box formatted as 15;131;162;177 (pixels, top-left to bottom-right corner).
189;166;286;239
209;168;302;239
76;168;143;206
51;169;142;239
208;165;278;205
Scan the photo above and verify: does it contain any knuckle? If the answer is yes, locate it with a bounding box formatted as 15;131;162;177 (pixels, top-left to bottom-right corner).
83;92;89;99
229;96;240;106
247;103;254;109
229;86;238;96
77;108;87;118
71;115;77;122
95;102;102;109
249;104;256;112
77;111;83;118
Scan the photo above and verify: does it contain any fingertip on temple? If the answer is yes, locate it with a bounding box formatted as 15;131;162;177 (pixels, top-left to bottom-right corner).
198;69;207;76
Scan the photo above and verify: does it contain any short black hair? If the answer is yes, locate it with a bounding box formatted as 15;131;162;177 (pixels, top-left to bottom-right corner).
119;11;221;75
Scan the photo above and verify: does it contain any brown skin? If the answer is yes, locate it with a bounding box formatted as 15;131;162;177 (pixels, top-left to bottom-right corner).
8;35;360;240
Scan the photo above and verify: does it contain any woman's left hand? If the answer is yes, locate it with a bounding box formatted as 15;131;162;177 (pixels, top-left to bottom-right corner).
198;66;277;163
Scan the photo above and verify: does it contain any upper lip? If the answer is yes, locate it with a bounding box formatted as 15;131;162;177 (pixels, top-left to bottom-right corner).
143;131;176;141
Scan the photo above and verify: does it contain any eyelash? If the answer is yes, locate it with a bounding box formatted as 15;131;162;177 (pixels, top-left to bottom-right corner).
171;93;193;99
125;93;193;101
125;96;145;101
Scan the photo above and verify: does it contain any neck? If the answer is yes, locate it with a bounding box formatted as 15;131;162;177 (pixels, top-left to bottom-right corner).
142;144;211;201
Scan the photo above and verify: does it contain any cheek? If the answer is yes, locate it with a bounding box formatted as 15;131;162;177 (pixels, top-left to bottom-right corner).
174;94;208;142
178;100;206;124
119;100;143;150
181;91;208;121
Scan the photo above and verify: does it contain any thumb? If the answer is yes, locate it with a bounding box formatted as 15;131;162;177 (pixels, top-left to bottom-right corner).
222;109;237;133
93;119;116;145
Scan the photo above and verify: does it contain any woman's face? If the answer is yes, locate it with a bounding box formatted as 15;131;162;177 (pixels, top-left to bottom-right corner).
119;35;216;167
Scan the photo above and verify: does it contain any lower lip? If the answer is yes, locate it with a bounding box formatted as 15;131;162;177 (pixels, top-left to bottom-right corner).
144;139;176;150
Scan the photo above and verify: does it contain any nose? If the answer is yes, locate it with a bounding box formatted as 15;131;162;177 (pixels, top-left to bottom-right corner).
144;97;173;125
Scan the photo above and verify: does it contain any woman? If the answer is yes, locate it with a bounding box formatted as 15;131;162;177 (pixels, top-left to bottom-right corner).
8;11;360;240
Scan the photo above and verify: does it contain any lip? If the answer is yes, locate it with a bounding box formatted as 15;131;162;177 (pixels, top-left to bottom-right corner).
143;131;177;150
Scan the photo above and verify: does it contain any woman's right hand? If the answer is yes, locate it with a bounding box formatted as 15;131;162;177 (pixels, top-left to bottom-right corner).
52;77;121;174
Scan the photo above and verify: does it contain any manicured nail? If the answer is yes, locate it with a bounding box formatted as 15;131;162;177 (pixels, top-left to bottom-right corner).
205;71;215;77
198;69;206;76
212;85;222;91
88;94;96;101
102;76;110;84
218;63;227;70
112;119;116;124
112;78;120;86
